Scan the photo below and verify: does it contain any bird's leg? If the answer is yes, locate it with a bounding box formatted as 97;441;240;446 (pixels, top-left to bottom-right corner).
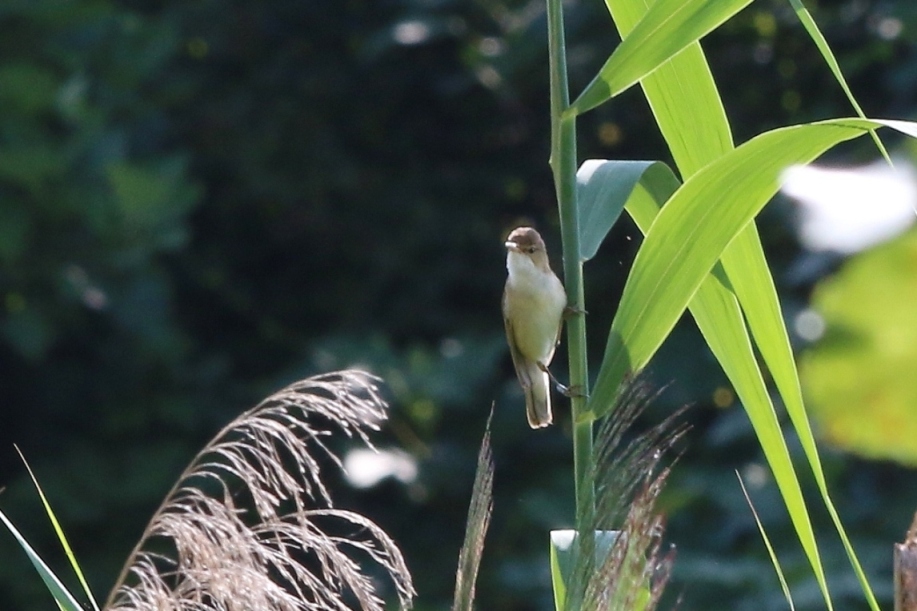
537;361;587;398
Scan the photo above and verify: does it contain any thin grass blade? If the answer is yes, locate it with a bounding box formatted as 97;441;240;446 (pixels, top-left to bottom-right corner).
0;507;85;611
550;531;573;610
737;473;797;611
788;0;889;163
15;446;100;611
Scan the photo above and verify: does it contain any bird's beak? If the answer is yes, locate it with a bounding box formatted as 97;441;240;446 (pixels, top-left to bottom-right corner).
505;240;521;253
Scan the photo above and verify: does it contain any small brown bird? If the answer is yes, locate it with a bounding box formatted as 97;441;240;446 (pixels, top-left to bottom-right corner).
502;227;567;428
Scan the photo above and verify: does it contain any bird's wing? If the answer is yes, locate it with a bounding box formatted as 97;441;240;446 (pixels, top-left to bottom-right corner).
548;315;564;360
503;289;531;392
540;302;565;367
503;286;553;428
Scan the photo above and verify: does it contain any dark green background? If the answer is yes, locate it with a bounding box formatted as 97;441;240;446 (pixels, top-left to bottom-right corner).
1;0;916;609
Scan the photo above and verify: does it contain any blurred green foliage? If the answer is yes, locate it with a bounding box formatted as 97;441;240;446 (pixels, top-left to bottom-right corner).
1;0;916;609
802;230;917;467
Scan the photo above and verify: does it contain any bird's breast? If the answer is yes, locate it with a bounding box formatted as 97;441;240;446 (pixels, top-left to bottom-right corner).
504;260;566;362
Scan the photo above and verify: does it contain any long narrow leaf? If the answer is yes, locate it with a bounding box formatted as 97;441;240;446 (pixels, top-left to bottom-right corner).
788;0;889;163
687;268;823;607
601;3;733;177
590;117;917;420
0;508;84;611
571;0;754;116
760;12;891;602
598;2;888;606
15;447;100;611
623;171;832;611
722;201;883;611
588;120;917;608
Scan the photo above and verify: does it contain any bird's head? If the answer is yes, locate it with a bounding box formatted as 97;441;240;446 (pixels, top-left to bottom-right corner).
505;226;551;274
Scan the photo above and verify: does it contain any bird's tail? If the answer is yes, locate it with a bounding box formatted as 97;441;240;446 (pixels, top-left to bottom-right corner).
524;365;553;428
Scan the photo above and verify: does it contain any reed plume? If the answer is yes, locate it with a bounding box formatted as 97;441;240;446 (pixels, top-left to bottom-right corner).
104;370;415;611
451;412;494;611
571;381;687;611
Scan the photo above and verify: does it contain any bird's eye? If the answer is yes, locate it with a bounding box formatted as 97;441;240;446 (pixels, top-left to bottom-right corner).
527;247;537;254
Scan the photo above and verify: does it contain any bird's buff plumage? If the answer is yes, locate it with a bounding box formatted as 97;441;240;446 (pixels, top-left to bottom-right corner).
502;227;567;428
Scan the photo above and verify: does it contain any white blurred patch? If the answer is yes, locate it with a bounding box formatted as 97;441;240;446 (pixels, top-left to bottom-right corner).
343;448;418;489
64;264;109;310
392;20;431;45
874;16;904;41
781;160;917;254
741;462;769;490
794;308;826;342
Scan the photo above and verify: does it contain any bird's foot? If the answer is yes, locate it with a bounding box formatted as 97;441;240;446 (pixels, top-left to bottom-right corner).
563;305;587;319
560;384;587;398
536;362;588;398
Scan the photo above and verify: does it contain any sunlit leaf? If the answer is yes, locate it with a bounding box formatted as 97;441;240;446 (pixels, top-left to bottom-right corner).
591;116;911;423
571;0;754;115
619;164;829;611
598;1;887;605
600;3;733;178
590;118;917;421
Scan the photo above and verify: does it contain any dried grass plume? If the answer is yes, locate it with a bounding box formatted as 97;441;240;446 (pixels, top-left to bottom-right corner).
104;370;415;611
